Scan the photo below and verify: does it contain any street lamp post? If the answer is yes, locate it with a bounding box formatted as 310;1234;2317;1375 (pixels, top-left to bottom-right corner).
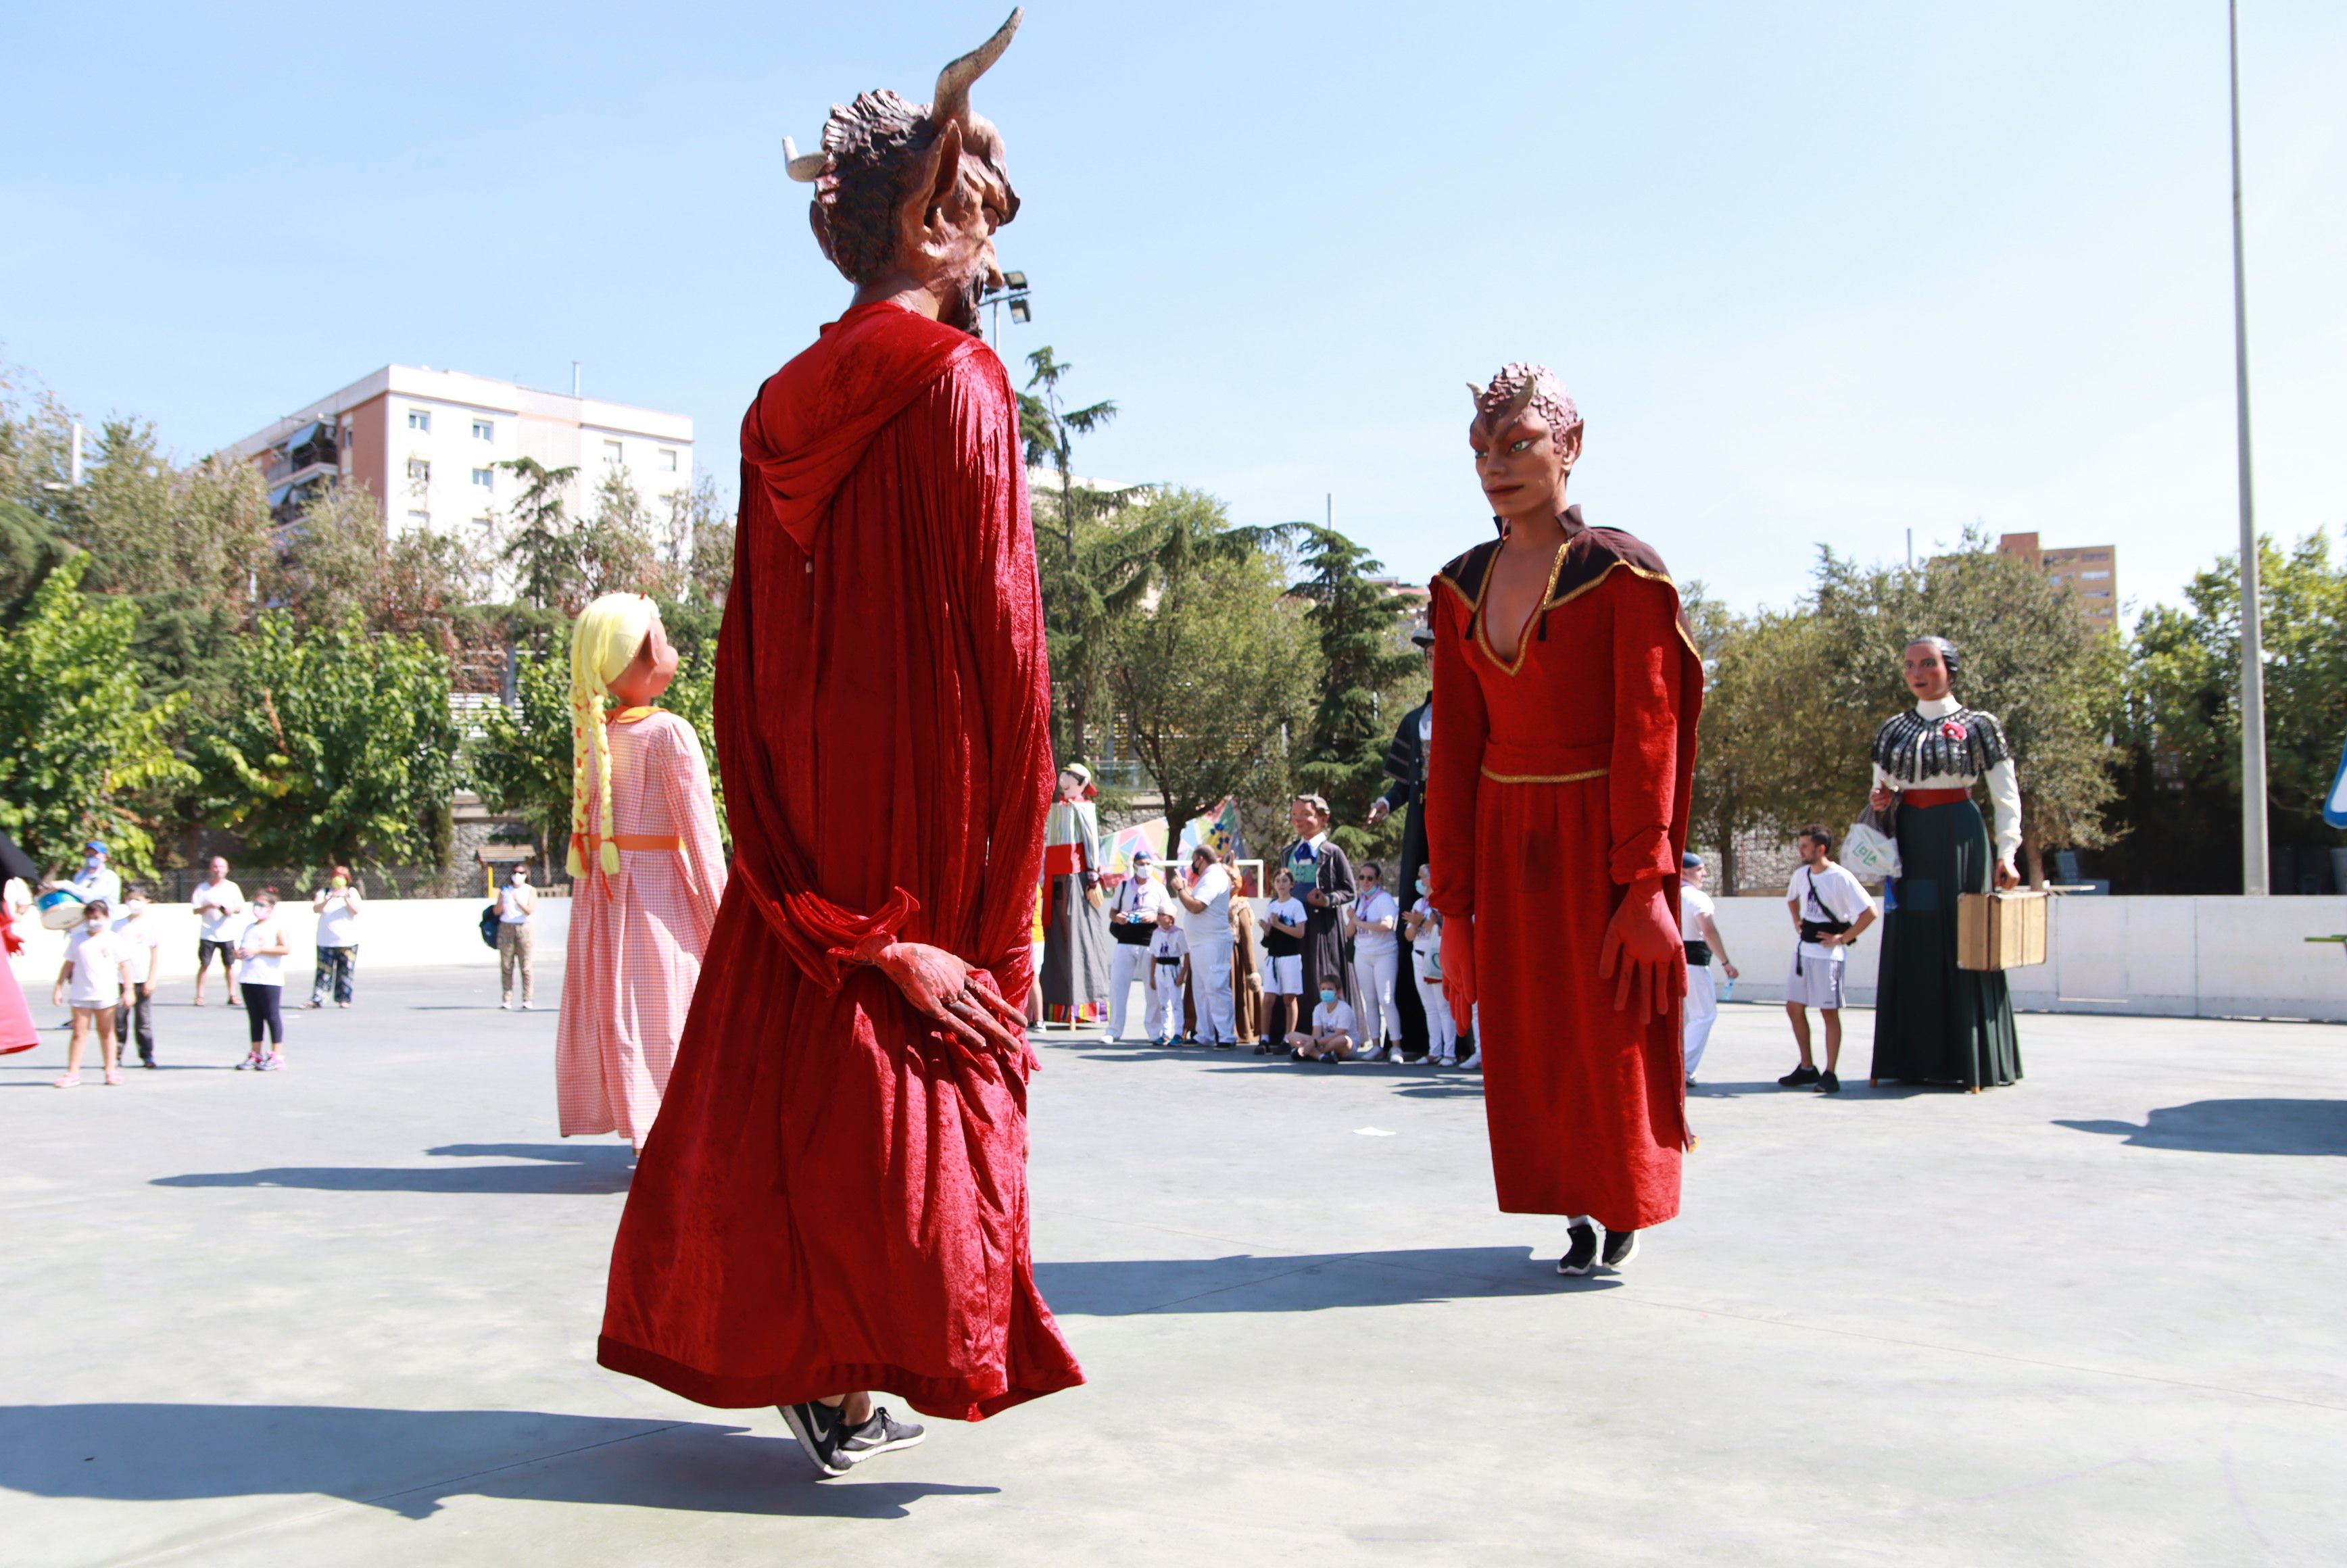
987;270;1032;343
2228;0;2269;896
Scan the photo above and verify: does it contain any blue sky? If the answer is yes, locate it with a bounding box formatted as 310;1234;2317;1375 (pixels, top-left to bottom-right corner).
3;1;2340;618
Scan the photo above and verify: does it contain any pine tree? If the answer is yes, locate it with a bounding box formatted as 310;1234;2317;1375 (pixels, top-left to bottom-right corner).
1290;526;1422;858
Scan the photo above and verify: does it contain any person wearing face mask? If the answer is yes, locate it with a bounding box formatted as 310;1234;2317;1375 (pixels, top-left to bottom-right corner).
233;889;292;1071
498;864;540;1010
113;886;164;1069
1286;980;1359;1063
309;866;362;1008
50;841;124;912
52;898;132;1086
1404;869;1458;1065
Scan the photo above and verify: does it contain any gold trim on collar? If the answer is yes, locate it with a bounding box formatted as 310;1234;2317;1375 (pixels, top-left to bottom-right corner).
1476;538;1572;677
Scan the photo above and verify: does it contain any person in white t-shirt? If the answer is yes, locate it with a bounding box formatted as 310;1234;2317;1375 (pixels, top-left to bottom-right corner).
1174;846;1237;1046
1779;826;1877;1094
1677;854;1738;1087
1259;868;1308;1054
1144;912;1189;1046
498;864;539;1010
1288;982;1358;1062
309;866;362;1008
113;887;164;1069
1405;869;1458;1064
233;887;292;1071
1104;849;1167;1042
1348;861;1403;1060
51;898;132;1087
190;857;245;1007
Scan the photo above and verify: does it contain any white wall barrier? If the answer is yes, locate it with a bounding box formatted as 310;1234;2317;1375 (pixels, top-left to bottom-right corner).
1705;893;2347;1023
18;892;2344;1023
8;898;575;994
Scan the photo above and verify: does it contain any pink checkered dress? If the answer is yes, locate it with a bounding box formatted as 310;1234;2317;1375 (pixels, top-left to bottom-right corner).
555;710;727;1147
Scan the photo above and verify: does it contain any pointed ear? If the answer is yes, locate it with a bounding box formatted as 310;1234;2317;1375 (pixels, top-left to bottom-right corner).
1557;421;1587;467
922;119;965;222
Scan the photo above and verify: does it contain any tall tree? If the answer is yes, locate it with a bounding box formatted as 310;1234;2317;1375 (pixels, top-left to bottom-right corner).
1289;526;1422;858
498;457;583;611
0;555;194;873
1107;520;1319;828
1019;347;1134;761
579;465;660;599
193;612;461;872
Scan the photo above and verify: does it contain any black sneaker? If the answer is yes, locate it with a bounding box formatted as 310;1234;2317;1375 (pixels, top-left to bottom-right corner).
1601;1227;1641;1269
1818;1069;1842;1094
838;1404;927;1465
1557;1221;1601;1276
1778;1064;1821;1088
778;1400;852;1477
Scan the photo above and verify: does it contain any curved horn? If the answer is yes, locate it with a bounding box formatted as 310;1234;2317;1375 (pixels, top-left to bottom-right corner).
1466;381;1486;408
931;7;1023;130
1504;376;1541;415
781;136;827;183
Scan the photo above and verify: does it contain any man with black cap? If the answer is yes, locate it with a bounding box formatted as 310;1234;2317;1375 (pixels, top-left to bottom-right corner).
1104;846;1166;1041
1365;622;1436;1060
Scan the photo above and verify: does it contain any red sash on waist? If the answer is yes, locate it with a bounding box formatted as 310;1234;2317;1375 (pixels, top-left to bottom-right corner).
1903;787;1973;808
1042;843;1084;877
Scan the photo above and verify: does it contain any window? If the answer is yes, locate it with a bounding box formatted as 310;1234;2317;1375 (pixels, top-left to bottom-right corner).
407;408;430;432
406;509;430;531
471;418;493;441
407;458;431;483
603;439;624;465
473;514;494;530
2079;570;2111;580
471;467;493;489
658;447;678;472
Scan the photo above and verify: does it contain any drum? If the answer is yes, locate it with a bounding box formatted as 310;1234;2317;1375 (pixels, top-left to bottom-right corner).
37;887;87;930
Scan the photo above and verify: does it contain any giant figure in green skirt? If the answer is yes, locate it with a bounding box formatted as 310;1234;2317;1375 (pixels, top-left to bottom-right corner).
1866;637;2023;1090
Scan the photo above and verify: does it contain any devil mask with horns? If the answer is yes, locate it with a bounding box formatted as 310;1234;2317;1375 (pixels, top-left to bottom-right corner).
782;7;1023;339
1468;363;1585;537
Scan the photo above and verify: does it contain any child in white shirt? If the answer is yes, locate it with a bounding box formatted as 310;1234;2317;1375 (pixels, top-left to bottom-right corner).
1406;876;1459;1064
52;899;132;1087
1288;983;1358;1062
1144;912;1189;1046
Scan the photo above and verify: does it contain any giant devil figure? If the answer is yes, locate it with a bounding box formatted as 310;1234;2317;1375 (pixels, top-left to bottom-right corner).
1427;364;1703;1277
598;9;1084;1477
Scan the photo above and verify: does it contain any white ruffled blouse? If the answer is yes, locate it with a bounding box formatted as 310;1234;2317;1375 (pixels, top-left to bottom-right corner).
1871;695;2022;866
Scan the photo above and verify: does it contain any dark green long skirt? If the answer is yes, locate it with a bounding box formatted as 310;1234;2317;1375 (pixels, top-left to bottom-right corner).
1869;797;2022;1087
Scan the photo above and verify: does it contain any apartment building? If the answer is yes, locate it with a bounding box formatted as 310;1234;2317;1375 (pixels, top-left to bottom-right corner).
230;365;695;559
1998;533;2120;634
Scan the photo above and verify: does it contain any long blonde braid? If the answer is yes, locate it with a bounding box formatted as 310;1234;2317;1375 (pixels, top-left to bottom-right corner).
568;593;661;879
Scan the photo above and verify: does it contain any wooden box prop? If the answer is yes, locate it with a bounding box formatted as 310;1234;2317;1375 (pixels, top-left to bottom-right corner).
1956;890;2047;971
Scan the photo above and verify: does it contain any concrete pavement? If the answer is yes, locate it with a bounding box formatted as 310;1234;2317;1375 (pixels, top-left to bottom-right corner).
3;967;2344;1565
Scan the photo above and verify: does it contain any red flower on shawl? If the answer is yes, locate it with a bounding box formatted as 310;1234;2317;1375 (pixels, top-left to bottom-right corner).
1941;720;1969;741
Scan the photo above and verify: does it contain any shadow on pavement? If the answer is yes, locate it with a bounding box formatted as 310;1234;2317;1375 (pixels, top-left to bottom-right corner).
2055;1098;2347;1156
1037;1245;1615;1315
151;1144;634;1195
0;1404;994;1519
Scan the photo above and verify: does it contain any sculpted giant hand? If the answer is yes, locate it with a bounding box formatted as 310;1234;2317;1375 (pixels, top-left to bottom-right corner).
870;941;1028;1072
1441;917;1475;1020
1597;879;1683;1025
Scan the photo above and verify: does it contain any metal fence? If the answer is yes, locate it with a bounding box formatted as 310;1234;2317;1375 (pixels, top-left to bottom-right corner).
143;866;573;903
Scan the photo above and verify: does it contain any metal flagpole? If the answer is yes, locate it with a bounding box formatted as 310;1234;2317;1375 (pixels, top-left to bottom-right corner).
2228;0;2269;896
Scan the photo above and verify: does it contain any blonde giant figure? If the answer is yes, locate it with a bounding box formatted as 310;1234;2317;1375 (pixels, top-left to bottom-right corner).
554;593;729;1151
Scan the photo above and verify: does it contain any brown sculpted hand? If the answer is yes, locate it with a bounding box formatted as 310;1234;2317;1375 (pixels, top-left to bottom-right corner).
1598;879;1683;1025
1868;784;1894;811
1995;860;2021;891
871;941;1028;1069
1441;917;1475;1019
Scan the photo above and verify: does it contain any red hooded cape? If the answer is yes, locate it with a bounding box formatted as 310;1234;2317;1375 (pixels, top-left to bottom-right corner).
598;301;1082;1419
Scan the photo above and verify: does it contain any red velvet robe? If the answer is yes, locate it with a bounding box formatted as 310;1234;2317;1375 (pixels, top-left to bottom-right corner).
598;301;1084;1420
1426;512;1703;1231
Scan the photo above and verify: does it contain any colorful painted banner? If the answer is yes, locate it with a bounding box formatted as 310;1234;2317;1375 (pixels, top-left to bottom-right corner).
1103;817;1168;877
1176;797;1243;862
